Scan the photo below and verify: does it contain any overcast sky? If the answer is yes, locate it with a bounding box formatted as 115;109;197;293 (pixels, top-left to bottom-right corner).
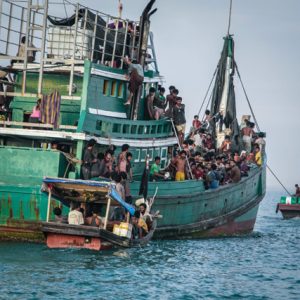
50;0;300;192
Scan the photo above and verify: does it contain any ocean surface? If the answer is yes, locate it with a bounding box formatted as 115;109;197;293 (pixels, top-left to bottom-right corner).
0;190;299;300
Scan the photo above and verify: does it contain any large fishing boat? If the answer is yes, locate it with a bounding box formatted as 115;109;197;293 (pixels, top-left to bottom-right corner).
0;0;266;241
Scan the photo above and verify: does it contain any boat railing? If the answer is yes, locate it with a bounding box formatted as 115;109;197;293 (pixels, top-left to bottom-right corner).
85;114;174;139
0;0;158;99
0;120;77;131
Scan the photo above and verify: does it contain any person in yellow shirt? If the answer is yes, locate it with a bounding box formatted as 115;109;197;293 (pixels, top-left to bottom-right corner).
131;211;148;238
254;145;262;166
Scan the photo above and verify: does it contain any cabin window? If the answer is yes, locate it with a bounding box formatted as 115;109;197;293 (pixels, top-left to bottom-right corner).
111;81;117;96
103;80;109;95
117;82;124;98
140;149;147;162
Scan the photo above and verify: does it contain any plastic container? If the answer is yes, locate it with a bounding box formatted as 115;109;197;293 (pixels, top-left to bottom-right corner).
118;222;132;239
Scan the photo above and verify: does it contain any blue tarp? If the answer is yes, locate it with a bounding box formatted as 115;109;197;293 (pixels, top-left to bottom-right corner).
109;188;135;216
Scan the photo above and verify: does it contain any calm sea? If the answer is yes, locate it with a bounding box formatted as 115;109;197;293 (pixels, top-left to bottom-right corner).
0;190;299;300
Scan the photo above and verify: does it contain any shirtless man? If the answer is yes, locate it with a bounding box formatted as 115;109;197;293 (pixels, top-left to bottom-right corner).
174;150;187;181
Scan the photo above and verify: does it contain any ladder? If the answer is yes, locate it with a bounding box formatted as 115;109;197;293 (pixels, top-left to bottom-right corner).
22;0;48;95
147;31;158;73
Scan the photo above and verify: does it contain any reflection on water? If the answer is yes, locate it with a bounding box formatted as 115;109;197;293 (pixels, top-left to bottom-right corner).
0;191;299;300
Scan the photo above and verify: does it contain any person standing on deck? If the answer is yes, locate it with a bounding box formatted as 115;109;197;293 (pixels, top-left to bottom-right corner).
254;145;262;167
123;57;144;106
166;87;178;117
174;150;187;181
294;184;300;197
241;121;255;153
173;97;186;146
81;139;97;180
17;36;37;63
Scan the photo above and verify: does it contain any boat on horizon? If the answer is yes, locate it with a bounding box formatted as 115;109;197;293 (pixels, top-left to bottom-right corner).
0;0;266;241
276;196;300;220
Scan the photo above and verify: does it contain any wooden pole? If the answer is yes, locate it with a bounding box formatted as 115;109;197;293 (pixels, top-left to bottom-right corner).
104;196;111;230
46;187;52;222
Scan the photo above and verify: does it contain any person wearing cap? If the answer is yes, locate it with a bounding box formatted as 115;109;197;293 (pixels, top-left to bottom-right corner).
123;56;144;106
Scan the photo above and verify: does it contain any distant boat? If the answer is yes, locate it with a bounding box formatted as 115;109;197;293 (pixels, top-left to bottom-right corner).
276;196;300;219
41;177;156;251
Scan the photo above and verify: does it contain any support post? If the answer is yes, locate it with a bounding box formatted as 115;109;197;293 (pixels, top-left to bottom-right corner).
68;3;79;96
46;187;52;222
104;196;111;230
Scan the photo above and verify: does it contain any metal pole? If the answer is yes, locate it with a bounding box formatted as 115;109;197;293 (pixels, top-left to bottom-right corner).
22;0;32;95
91;12;98;61
101;15;110;65
110;18;119;67
68;3;79;96
120;19;129;69
81;8;88;59
227;0;233;36
103;196;111;230
46;187;52;222
5;3;12;54
38;0;48;95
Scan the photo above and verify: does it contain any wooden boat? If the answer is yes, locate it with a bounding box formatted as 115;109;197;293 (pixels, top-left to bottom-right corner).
276;196;300;219
41;178;156;250
0;0;266;241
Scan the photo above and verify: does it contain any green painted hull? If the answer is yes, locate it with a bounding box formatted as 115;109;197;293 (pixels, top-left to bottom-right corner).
0;166;266;241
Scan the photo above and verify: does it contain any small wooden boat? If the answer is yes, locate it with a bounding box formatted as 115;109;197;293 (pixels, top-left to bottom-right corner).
276;196;300;219
41;177;156;251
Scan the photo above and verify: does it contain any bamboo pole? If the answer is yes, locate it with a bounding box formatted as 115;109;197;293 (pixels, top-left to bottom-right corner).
103;196;111;230
46;187;52;222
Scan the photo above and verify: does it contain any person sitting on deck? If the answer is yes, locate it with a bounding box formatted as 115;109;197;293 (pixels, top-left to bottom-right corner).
219;135;232;155
229;160;241;183
123;57;144;106
150;156;165;181
131;210;148;239
206;163;220;189
85;211;102;227
139;203;152;230
68;204;84;225
53;207;67;223
29;99;41;123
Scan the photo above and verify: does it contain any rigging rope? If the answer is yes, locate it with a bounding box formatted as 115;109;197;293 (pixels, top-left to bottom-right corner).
197;65;218;117
235;62;261;132
267;165;292;196
62;0;68;18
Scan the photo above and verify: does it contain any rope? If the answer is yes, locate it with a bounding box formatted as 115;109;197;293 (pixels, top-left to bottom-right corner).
62;0;68;19
235;62;261;132
227;0;233;36
197;65;218;117
267;165;292;196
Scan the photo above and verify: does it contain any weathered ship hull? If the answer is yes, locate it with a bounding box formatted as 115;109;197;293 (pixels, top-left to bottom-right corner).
0;166;265;241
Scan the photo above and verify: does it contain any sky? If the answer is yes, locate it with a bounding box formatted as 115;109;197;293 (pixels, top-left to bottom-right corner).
40;0;300;191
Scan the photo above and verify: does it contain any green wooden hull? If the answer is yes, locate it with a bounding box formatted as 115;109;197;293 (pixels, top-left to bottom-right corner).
0;166;266;241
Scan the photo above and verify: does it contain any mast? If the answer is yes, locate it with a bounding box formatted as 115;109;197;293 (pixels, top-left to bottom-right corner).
210;0;239;150
130;0;157;120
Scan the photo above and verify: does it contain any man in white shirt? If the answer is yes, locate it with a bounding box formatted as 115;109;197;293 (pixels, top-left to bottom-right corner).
68;205;84;225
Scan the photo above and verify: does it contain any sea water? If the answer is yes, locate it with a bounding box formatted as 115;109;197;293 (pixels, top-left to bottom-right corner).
0;191;299;300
